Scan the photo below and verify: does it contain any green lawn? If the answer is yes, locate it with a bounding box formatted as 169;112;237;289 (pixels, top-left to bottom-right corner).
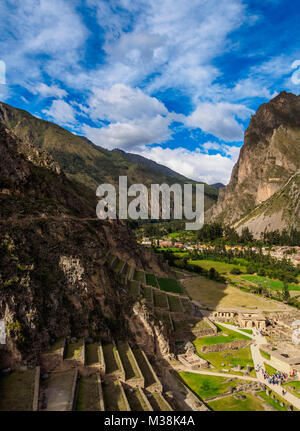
241;275;300;291
208;393;265;411
157;277;183;294
258;391;288;411
178;372;245;400
189;259;247;274
199;346;255;375
193;324;249;350
259;349;271;360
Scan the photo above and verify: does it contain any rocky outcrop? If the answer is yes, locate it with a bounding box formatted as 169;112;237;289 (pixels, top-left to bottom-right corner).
209;92;300;232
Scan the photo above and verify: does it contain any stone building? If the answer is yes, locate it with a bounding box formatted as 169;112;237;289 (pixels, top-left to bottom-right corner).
238;312;267;330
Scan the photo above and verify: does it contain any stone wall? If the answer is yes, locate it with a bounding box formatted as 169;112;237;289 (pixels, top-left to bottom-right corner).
201;339;251;353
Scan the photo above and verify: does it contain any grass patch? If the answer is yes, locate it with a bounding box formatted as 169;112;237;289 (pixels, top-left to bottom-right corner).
157;277;183;294
190;260;246;274
283;381;300;399
65;339;84;360
259;350;271;360
208;393;265;411
76;375;100;411
0;370;35;411
241;275;300;291
193;325;249;350
178;372;245;399
258;391;288;411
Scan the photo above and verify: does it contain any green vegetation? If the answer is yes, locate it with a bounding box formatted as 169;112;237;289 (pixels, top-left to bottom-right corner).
264;363;278;375
146;273;158;287
190;259;246;274
259;349;271;360
241;275;300;291
258;391;289;411
141;286;153;303
178;372;244;399
0;370;35;411
76;375;100;411
157;277;183;294
134;270;145;283
102;380;128;411
193;325;249;350
129;280;140;297
208;393;264;411
283;381;300;399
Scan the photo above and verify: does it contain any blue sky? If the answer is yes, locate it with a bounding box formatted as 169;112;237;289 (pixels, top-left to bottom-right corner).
0;0;300;184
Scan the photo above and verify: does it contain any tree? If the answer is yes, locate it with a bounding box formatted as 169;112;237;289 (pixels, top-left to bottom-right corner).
282;282;290;302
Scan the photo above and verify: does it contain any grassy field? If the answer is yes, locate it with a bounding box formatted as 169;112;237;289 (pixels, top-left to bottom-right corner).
117;342;141;380
157;277;183;294
198;346;255;375
85;343;101;366
102;343;122;375
102;380;128;411
146;273;158;287
258;391;288;411
241;275;300;291
168;295;183;312
259;349;271;360
183;275;281;311
190;259;246;274
153;290;168;308
208;393;265;411
76;375;100;411
178;372;246;400
0;370;35;411
193;325;249;350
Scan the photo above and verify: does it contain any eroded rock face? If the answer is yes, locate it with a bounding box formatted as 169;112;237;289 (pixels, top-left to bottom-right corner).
209;92;300;229
0;125;171;368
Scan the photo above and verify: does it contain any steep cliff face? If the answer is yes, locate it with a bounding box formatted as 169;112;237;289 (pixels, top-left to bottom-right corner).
209;92;300;230
0;125;171;367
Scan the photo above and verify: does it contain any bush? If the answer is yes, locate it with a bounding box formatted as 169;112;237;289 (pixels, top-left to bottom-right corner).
230;267;241;275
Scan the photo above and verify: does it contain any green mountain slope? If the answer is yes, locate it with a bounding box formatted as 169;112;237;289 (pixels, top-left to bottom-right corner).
0;101;217;211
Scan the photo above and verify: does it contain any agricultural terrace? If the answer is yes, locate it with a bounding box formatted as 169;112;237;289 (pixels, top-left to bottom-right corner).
157;277;183;294
0;370;36;411
85;343;101;366
102;343;122;375
124;387;151;411
102;380;128;411
153;290;168;308
146;273;158;287
132;348;157;389
65;339;84;361
41;370;76;411
147;393;172;411
117;342;142;380
76;375;101;411
183;275;282;311
168;295;183;312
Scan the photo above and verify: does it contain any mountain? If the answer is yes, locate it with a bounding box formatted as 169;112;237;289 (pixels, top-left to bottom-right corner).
112;148;189;181
0;101;217;211
0;123;171;366
210;183;225;190
209;91;300;234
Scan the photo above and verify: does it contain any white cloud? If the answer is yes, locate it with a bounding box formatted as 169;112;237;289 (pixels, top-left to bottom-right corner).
186;102;254;142
137;145;238;185
27;83;67;99
43;100;76;125
83;114;174;152
86;84;168;122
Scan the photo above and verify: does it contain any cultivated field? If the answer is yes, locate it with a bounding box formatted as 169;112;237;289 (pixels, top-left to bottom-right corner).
183;276;282;311
76;375;101;411
0;370;36;411
190;259;246;274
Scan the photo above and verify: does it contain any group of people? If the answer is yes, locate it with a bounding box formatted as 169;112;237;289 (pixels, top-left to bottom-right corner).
255;364;288;385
